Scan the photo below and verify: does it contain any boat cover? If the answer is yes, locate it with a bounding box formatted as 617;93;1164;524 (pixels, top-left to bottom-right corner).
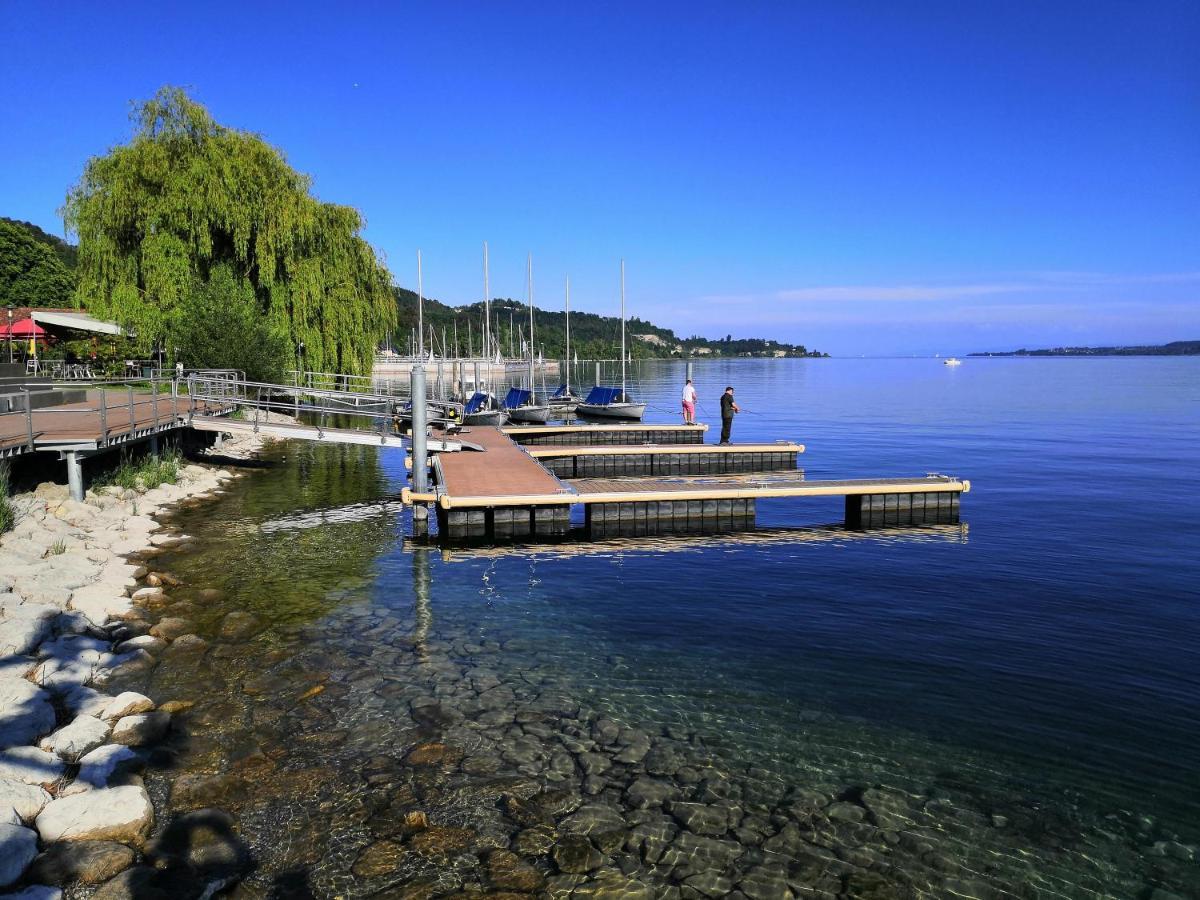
502;388;532;409
551;384;570;398
583;386;624;405
464;392;488;414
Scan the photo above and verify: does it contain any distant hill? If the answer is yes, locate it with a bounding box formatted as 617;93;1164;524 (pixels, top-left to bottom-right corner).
970;341;1200;357
391;288;826;359
0;217;78;269
0;217;78;308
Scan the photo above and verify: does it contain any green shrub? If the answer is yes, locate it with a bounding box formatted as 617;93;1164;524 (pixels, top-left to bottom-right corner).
0;463;14;534
93;449;183;493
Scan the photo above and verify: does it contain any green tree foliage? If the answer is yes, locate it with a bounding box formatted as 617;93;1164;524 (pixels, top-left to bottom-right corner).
62;87;395;376
0;219;77;307
1;217;78;268
172;264;290;382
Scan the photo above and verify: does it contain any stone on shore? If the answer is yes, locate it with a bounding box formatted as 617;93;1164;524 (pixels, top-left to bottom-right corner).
110;712;170;747
39;715;110;761
62;745;142;796
35;785;154;844
0;680;56;749
27;840;135;885
0;747;65;786
0;823;38;887
0;779;52;822
148;617;193;641
101;692;154;722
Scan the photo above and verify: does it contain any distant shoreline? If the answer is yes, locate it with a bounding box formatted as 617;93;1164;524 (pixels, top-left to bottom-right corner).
969;340;1199;358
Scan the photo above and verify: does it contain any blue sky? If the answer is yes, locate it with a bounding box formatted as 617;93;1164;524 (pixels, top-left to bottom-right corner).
2;1;1197;355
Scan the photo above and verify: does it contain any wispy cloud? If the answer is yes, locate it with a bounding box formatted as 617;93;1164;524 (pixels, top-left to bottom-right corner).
695;271;1200;307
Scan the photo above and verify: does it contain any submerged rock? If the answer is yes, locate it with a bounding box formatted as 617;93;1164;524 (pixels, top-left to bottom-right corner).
487;849;545;892
351;838;406;877
27;840;135;885
551;834;606;874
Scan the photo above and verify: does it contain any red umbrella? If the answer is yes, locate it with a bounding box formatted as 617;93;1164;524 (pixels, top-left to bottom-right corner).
6;319;47;337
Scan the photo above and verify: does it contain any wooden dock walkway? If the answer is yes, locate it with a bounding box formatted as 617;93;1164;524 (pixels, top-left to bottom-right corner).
0;390;227;458
404;424;970;541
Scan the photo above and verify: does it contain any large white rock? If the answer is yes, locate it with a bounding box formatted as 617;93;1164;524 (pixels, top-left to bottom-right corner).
0;680;56;749
0;601;58;657
67;584;133;627
39;715;110;761
0;822;38;886
35;785;153;844
0;747;64;786
0;656;35;680
101;692;154;722
0;778;51;822
59;684;109;719
61;744;140;796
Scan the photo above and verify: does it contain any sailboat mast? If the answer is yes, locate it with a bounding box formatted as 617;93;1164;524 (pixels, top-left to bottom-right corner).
417;250;424;358
564;275;571;393
527;253;535;395
620;259;626;397
483;241;491;380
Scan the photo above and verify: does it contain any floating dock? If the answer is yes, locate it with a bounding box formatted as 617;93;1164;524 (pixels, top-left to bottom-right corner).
402;424;969;542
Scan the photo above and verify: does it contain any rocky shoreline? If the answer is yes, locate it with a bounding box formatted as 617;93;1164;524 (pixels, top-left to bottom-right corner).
0;426;279;898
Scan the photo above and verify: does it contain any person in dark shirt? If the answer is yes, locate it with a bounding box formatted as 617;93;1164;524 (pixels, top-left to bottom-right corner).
718;386;739;444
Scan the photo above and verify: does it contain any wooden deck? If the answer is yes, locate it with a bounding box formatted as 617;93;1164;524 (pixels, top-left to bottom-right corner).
433;425;571;500
0;390;227;457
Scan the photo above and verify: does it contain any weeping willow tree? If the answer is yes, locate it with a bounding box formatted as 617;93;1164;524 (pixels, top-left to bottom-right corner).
62;87;395;376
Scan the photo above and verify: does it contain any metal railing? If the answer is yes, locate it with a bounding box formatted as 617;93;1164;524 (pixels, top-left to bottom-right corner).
188;373;463;429
0;375;224;456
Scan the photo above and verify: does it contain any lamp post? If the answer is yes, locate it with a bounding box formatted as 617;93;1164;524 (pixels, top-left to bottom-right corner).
5;304;13;364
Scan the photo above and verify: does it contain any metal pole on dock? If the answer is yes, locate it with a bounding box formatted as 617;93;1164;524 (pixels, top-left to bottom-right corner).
595;361;601;387
417;250;424;358
411;364;430;530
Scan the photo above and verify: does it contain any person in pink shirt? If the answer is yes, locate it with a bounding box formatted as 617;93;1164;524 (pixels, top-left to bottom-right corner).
681;378;697;425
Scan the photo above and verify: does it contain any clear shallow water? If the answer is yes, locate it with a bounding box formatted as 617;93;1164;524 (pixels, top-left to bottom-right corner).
118;358;1199;898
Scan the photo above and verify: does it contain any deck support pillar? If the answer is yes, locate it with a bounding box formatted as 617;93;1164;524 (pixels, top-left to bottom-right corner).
65;451;84;502
148;434;159;455
411;365;429;495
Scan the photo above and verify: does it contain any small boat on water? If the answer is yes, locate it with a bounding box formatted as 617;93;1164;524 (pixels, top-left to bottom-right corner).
943;357;962;366
549;276;581;414
575;385;646;420
503;387;552;423
462;391;507;426
548;383;582;414
507;255;553;423
576;259;645;421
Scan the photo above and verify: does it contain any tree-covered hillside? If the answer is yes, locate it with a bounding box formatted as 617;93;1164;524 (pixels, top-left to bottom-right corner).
0;218;78;308
392;289;825;359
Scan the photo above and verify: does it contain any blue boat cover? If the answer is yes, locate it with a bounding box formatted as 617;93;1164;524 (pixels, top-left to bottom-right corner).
464;392;488;414
502;388;532;409
584;386;623;405
551;384;569;398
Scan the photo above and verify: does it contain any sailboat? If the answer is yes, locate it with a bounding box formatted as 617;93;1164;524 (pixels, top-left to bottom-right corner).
463;242;507;425
549;274;582;414
576;260;646;420
504;254;553;424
